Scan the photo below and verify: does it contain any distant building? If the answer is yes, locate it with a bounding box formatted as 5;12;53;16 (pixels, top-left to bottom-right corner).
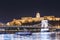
6;12;60;26
36;12;40;18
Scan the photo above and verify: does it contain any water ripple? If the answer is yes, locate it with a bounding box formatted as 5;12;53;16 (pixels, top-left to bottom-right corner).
0;32;60;40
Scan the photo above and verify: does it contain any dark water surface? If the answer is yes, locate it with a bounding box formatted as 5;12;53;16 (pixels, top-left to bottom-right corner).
0;32;60;40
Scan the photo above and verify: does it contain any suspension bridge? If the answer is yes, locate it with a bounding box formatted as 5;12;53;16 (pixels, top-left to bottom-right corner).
0;22;59;34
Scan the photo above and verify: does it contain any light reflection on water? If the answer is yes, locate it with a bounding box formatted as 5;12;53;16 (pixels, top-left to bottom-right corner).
0;32;60;40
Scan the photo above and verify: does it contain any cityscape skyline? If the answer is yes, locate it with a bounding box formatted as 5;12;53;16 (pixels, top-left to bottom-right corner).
0;0;59;23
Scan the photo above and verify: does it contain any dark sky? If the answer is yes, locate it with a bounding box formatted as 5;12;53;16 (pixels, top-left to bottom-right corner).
0;0;59;23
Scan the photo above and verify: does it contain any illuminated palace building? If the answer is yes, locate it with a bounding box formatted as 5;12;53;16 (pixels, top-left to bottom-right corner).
6;12;60;28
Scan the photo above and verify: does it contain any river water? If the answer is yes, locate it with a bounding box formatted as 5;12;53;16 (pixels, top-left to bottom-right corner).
0;32;60;40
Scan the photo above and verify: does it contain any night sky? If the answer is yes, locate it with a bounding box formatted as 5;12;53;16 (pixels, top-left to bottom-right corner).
0;0;59;23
